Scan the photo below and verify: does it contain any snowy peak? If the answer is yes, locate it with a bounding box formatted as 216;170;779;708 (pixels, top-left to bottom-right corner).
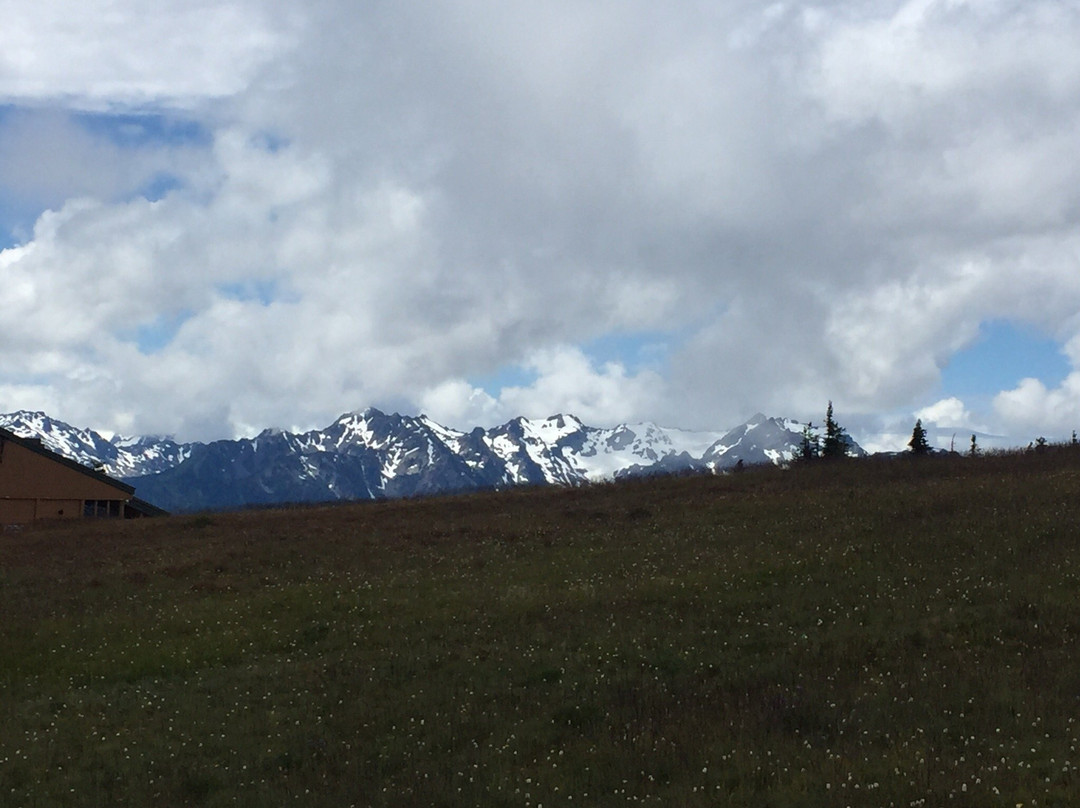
0;410;118;468
418;413;466;445
530;413;587;444
0;410;192;478
303;409;460;491
574;422;683;480
702;415;865;469
111;433;172;451
703;415;800;468
327;407;394;448
0;407;865;512
483;416;580;485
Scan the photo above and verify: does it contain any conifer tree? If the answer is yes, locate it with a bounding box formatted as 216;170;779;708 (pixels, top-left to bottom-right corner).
821;401;848;459
969;433;978;457
908;419;930;455
797;422;820;462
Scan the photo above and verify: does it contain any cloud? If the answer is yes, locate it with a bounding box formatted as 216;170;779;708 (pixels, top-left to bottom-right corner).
0;110;182;209
417;380;501;431
2;1;1080;443
0;0;297;106
419;346;663;430
497;346;664;426
916;397;973;430
993;370;1080;440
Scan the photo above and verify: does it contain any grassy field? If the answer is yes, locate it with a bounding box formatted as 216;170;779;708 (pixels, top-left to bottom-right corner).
3;449;1080;806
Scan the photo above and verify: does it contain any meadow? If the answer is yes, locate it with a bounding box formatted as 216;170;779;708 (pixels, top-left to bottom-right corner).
3;447;1080;806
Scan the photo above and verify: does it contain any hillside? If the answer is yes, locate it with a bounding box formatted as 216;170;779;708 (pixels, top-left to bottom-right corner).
3;449;1080;806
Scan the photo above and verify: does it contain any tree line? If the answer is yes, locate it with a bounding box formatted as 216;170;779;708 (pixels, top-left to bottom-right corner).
795;403;1078;462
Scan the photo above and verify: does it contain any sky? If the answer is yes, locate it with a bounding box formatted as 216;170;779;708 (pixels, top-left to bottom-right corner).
2;0;1080;451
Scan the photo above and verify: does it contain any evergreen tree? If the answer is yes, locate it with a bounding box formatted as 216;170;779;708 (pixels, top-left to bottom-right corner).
908;419;930;455
821;401;848;459
969;434;978;457
796;422;820;462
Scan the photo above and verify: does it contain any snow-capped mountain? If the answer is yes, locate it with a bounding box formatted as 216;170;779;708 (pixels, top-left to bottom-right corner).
701;412;864;468
0;408;862;512
0;411;193;477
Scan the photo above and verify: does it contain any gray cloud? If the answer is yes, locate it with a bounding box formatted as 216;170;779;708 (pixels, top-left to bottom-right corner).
2;0;1080;442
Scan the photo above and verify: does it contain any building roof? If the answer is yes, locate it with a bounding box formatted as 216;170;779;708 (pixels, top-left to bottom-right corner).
0;426;136;496
126;497;170;518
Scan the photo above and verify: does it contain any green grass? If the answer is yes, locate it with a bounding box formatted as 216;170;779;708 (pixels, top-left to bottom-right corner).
4;448;1080;806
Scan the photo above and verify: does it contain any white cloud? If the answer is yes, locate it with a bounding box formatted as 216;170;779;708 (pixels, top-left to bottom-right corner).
945;328;1080;443
417;380;501;431
0;0;297;106
419;346;664;431
993;375;1080;440
497;346;664;427
916;397;973;429
809;0;1080;129
3;1;1080;442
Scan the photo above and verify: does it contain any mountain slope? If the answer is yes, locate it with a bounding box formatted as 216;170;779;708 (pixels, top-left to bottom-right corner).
0;408;863;512
0;411;192;477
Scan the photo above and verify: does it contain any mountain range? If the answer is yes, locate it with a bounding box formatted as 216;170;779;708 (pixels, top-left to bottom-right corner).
0;408;864;512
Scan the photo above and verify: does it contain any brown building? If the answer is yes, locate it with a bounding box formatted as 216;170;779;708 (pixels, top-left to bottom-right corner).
0;427;166;524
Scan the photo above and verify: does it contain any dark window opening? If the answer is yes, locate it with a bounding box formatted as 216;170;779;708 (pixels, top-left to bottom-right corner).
84;500;122;518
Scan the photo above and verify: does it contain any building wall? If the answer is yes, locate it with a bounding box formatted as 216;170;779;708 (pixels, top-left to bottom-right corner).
0;498;38;523
0;435;131;522
0;498;85;523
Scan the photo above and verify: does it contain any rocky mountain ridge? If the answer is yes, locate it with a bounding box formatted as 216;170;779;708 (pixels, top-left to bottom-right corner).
0;408;863;512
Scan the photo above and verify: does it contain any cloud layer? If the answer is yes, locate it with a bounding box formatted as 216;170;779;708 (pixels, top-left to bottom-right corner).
2;0;1080;442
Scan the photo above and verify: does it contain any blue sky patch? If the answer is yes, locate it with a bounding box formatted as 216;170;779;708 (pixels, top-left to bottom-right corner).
940;320;1070;399
73;110;212;149
0;199;32;250
583;329;679;373
140;172;185;202
122;311;195;355
470;364;538;393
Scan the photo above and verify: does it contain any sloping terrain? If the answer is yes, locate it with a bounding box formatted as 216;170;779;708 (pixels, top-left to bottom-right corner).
3;448;1080;806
